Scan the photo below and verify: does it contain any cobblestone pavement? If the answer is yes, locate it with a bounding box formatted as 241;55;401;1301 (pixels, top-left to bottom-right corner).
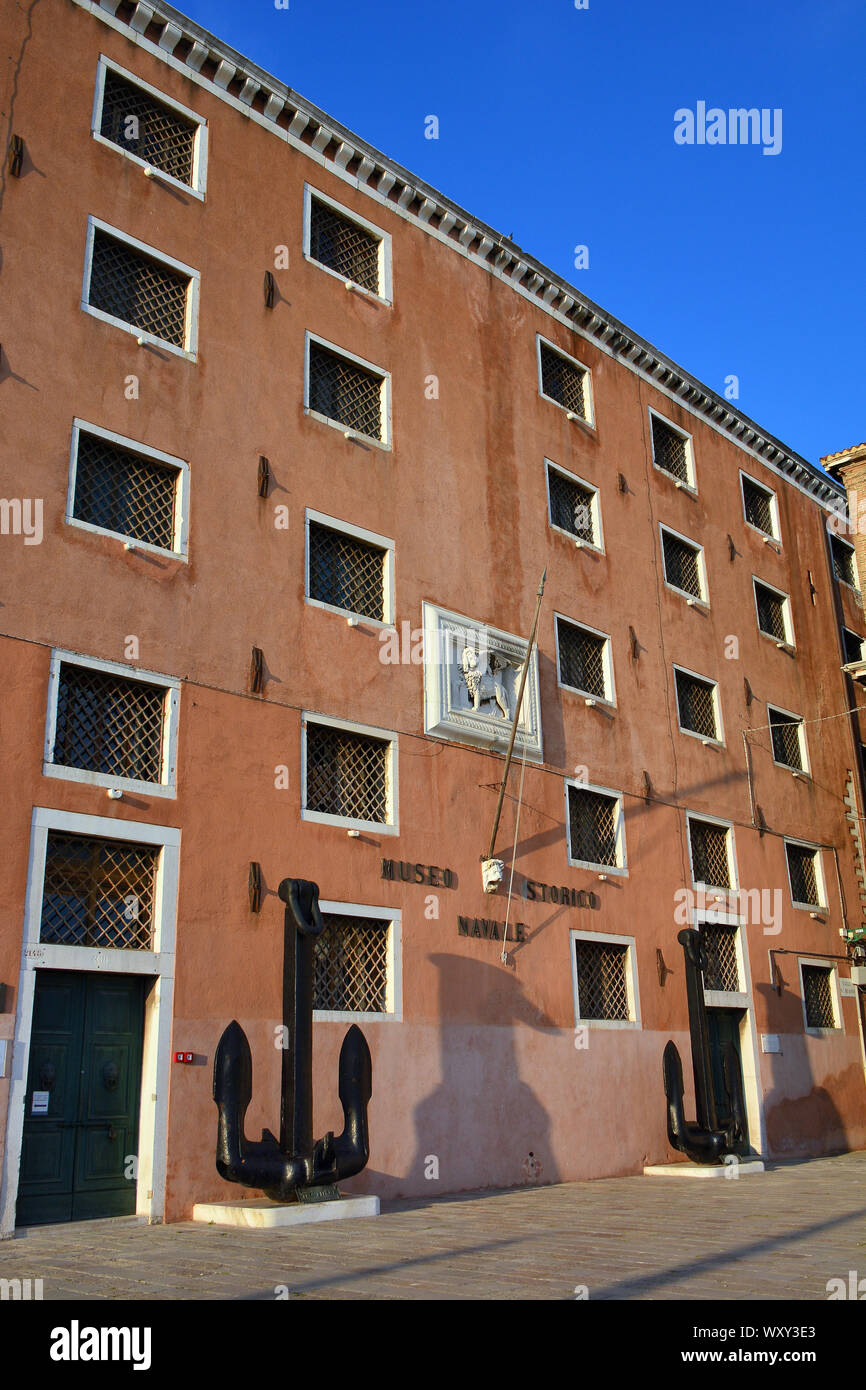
2;1152;865;1301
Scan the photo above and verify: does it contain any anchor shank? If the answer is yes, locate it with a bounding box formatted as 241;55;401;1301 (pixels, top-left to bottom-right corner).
280;901;315;1157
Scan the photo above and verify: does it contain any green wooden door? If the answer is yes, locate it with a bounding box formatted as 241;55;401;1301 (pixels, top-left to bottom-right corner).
706;1007;748;1145
17;971;145;1226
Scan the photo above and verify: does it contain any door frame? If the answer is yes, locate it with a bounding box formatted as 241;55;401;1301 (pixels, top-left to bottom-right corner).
1;808;179;1236
690;904;768;1157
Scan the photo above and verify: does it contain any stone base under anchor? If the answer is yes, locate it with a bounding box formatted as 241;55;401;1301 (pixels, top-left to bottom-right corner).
192;1195;380;1228
643;1160;766;1179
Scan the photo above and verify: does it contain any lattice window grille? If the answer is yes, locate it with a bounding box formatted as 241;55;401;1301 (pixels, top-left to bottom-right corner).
40;832;158;950
770;711;803;770
802;965;835;1028
700;924;740;992
662;531;701;597
743;479;774;535
558;620;606;699
787;845;819;906
54;664;166;783
306;724;389;824
314;914;389;1013
690;820;731;889
574;939;630;1020
308;523;386;621
652;416;689;482
568;787;618;867
73;432;177;550
548;468;595;543
100;68;196;185
309;198;380;294
755;584;787;642
308;342;384;440
88;230;189;347
831;536;856;587
676;672;717;740
540;343;587;419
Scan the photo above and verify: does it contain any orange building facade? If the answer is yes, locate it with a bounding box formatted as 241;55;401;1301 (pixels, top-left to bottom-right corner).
2;0;866;1230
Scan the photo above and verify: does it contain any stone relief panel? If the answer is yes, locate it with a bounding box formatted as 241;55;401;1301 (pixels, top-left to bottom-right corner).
422;603;543;760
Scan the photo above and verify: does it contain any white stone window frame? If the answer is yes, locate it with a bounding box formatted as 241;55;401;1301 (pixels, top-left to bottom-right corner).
536;335;595;428
43;649;181;799
91;55;208;199
784;837;827;912
797;956;842;1036
659;522;709;607
685;810;739;896
649;406;696;491
314;901;402;1023
303;184;392;304
739;469;780;544
304;508;395;628
544;460;604;553
81;215;200;361
554;612;616;708
829;530;859;592
694;911;751;1011
66;418;190;561
304;332;391;450
842;626;865;665
767;701;810;778
564;778;627;877
673;663;724;748
752;575;795;650
0;807;180;1236
570;929;641;1031
301;711;399;836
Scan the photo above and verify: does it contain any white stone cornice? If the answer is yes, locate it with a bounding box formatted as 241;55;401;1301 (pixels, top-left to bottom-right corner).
334;142;354;170
74;0;841;510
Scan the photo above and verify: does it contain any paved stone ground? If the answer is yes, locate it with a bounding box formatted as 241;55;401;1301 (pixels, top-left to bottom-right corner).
2;1152;865;1300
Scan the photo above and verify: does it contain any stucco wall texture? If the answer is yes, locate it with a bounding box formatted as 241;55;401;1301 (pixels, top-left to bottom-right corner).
1;0;865;1222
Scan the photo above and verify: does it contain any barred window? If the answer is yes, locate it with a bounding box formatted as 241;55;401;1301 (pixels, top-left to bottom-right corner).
830;535;856;588
539;341;589;420
314;914;390;1013
52;663;167;783
557;619;608;700
689;819;731;889
99;67;197;186
573;938;630;1021
305;722;391;825
87;227;191;348
40;832;158;950
308;340;385;441
786;843;821;906
742;476;776;537
568;786;620;868
676;669;719;740
662;529;703;598
802;965;835;1028
651;414;691;484
308;520;387;621
769;707;804;771
700;923;740;992
843;628;864;664
309;196;381;294
754;581;789;643
71;429;179;551
547;466;597;544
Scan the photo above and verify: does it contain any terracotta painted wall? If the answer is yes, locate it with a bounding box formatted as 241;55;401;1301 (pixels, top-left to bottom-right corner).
1;0;865;1221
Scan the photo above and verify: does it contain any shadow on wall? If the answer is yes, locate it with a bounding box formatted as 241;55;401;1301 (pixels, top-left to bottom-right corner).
407;953;560;1197
755;975;849;1158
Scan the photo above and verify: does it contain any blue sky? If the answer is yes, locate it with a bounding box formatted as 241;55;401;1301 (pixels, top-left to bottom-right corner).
179;0;865;468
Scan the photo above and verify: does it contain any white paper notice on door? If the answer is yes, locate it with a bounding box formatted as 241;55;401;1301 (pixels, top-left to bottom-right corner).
31;1091;49;1115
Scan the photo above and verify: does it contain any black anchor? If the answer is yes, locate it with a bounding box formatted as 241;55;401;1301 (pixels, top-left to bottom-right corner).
662;928;748;1164
212;878;372;1201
